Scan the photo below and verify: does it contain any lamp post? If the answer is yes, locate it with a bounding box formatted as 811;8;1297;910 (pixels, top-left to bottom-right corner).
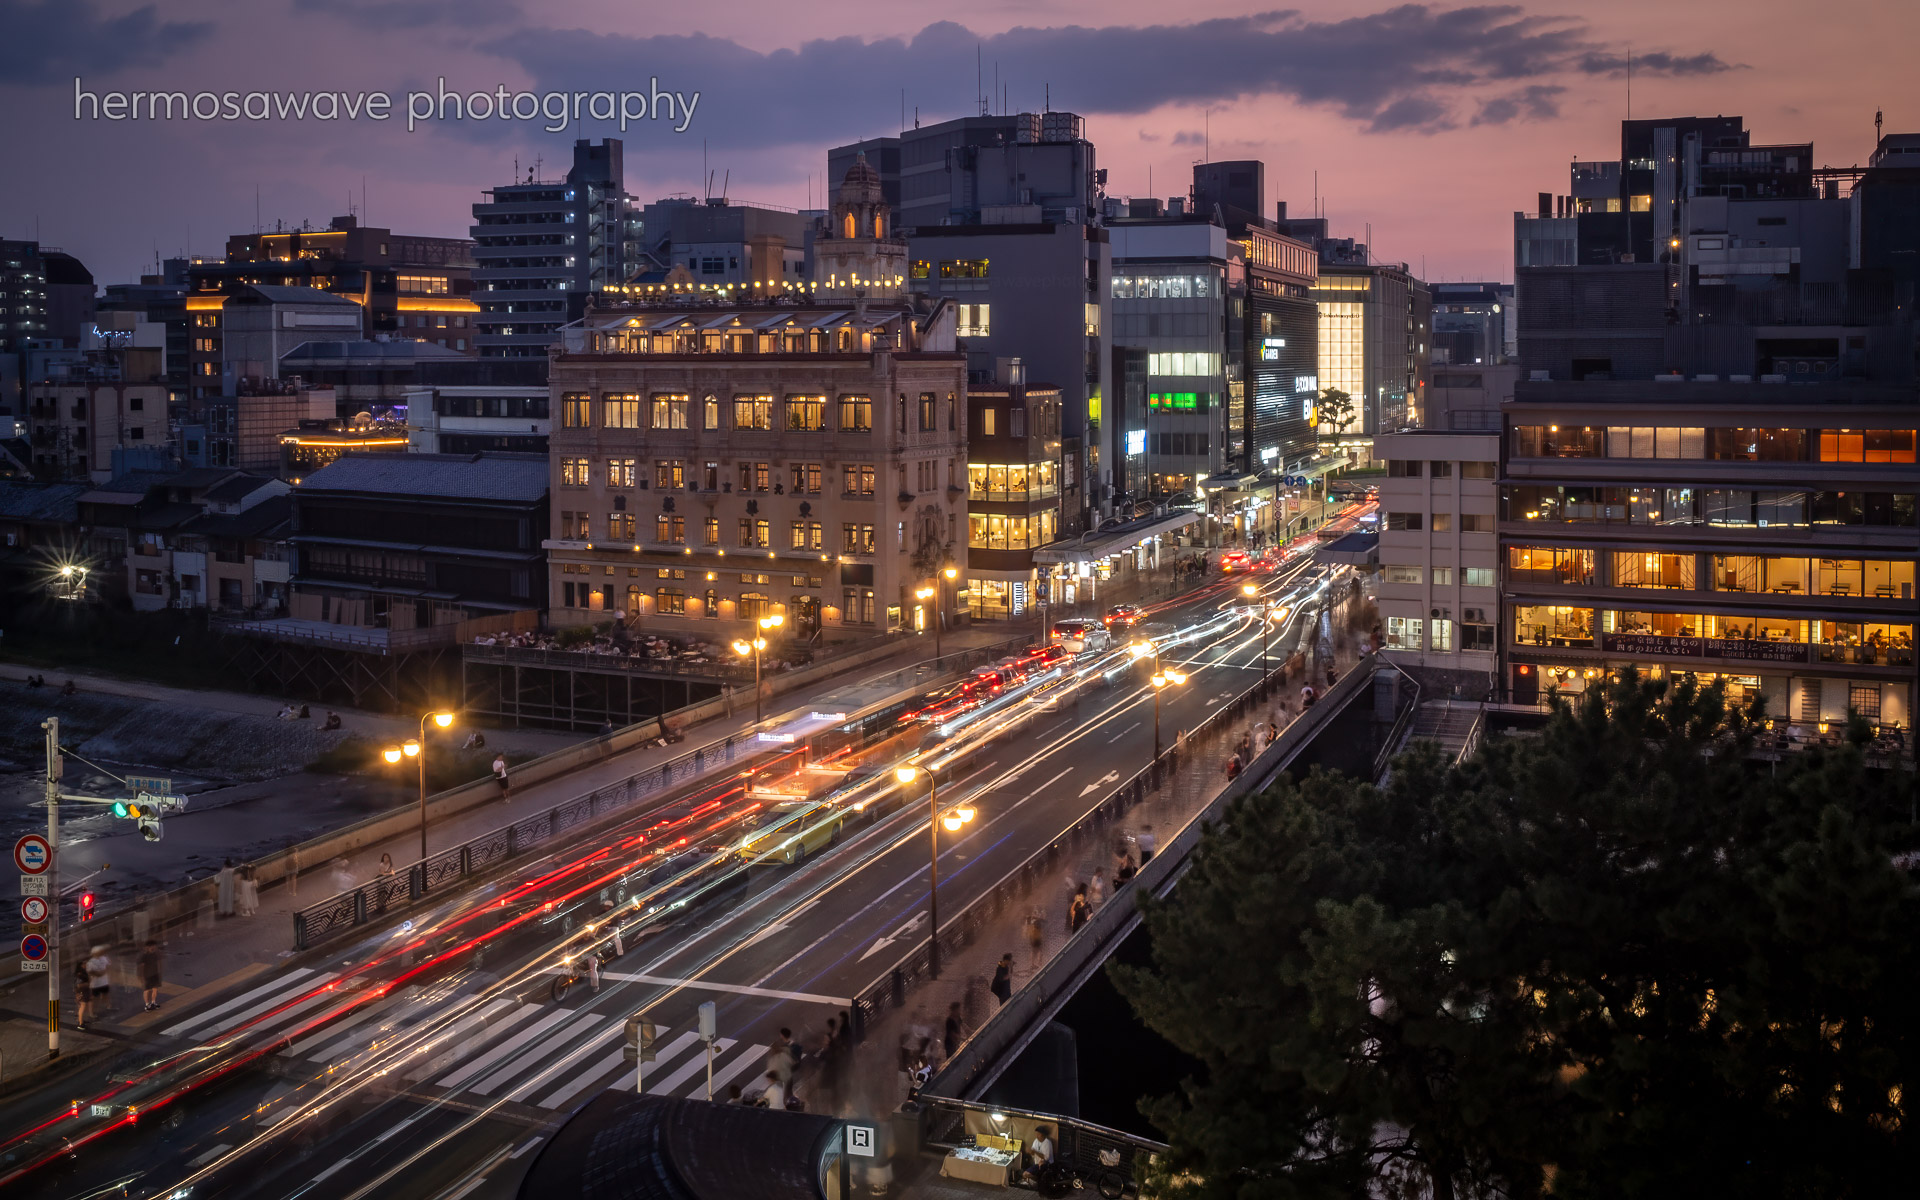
387;710;455;861
915;586;940;657
1149;668;1188;761
731;613;785;724
1243;583;1274;675
895;762;975;980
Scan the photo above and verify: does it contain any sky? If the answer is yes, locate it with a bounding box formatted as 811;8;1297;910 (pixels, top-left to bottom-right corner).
0;0;1909;286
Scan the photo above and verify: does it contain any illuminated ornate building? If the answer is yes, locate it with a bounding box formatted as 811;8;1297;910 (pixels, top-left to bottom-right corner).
544;164;969;641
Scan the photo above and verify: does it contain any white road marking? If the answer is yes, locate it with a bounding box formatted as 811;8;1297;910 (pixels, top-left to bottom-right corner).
598;971;851;1005
161;968;319;1038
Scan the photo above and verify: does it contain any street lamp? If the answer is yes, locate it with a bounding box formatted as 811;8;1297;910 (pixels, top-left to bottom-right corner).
915;586;941;658
1243;582;1274;675
896;761;974;979
386;711;455;860
1149;669;1188;760
733;613;784;724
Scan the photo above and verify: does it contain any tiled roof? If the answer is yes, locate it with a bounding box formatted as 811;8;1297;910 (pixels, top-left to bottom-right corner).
181;494;292;539
0;482;86;523
295;453;549;502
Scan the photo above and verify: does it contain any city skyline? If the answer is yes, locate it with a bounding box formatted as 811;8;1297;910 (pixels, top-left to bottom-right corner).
0;0;1907;285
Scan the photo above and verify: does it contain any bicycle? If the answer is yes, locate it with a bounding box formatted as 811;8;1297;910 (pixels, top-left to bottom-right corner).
550;944;614;1003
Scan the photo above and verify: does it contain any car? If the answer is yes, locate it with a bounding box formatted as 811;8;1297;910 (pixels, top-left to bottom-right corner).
1220;551;1251;572
1050;619;1112;654
1103;604;1144;628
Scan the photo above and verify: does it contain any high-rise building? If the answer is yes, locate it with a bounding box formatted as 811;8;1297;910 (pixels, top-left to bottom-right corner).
1311;261;1430;452
472;139;640;357
1430;282;1514;366
636;198;812;288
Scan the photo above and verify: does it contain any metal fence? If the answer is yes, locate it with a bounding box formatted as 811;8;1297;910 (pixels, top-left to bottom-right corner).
290;632;1036;951
849;638;1302;1039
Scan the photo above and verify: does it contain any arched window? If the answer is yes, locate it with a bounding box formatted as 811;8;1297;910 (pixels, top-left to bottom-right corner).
842;212;856;239
871;213;883;239
703;588;719;617
625;585;641;615
739;592;771;621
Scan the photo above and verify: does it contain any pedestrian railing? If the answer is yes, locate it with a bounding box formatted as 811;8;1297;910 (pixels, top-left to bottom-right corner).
848;639;1304;1038
289;633;1036;951
1371;661;1423;779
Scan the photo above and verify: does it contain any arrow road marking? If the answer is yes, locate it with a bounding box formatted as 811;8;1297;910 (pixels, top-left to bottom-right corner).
860;911;926;962
1078;770;1121;798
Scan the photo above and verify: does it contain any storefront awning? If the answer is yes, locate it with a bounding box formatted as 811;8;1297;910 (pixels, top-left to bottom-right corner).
1032;511;1201;565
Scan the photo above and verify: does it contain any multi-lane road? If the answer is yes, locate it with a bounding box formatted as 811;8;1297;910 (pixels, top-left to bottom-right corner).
0;547;1343;1200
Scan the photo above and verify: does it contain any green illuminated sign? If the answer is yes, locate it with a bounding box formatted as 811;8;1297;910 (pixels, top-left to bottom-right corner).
1149;392;1208;410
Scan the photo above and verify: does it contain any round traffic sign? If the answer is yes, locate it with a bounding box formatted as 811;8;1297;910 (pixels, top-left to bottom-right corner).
21;896;48;924
13;834;51;875
20;933;48;961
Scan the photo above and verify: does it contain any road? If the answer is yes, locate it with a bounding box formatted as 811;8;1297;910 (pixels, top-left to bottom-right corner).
0;551;1343;1200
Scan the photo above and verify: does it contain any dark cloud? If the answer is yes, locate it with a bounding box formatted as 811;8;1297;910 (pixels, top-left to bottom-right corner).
0;0;211;85
1473;83;1564;125
469;6;1734;148
290;0;523;30
1170;130;1205;146
1578;50;1739;76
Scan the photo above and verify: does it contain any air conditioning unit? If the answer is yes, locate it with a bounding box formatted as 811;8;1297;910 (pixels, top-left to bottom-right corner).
1463;607;1487;623
1430;606;1452;620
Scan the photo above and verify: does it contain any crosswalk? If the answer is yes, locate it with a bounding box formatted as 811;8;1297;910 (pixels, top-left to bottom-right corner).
159;967;778;1112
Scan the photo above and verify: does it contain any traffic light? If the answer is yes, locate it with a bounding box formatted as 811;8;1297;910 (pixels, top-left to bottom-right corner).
139;816;163;843
80;892;95;922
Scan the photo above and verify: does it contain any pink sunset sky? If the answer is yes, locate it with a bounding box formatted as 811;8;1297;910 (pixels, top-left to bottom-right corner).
0;0;1907;284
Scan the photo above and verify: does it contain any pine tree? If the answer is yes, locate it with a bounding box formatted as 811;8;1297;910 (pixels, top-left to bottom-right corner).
1113;673;1919;1198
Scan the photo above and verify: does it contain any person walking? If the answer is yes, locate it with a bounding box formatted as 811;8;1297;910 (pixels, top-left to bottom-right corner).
759;1071;786;1110
236;866;260;917
943;1001;967;1058
586;948;602;994
139;939;163;1011
492;754;511;802
1138;824;1157;865
1024;909;1045;969
73;957;94;1030
216;859;236;918
1087;873;1105;910
991;953;1014;1006
86;945;112;1021
1067;886;1089;933
1116;853;1137;884
378;853;395;877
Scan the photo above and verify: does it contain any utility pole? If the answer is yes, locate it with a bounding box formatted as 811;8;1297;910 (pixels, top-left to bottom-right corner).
42;719;59;1060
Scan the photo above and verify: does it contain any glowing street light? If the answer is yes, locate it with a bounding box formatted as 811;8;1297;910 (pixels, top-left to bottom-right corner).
386;711;456;860
735;617;782;723
896;762;977;979
1149;668;1188;760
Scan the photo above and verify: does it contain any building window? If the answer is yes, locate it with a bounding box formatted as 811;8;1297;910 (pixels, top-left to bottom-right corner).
843;464;876;496
703;588;719;616
734;395;773;430
656;514;685;544
739;592;772;620
939;259;989;278
1462;461;1498;479
654;459;685;489
561;394;591;428
608;512;635;540
603;394;643;429
558;511;590;538
842;523;876;554
1508;546;1596;585
650;394;690;429
1431;567;1453;586
1819;430;1916;463
1430;619;1453;651
789;520;823;550
843;587;875;624
608;458;636;487
704;516;719;545
1463;567;1494;588
1460;514;1492;533
1849;685;1883;720
1386;511;1423;531
655;588;686;614
1512;605;1593;646
739;461;770;492
1613;551;1696;589
1386;617;1423;650
956;304;991;337
1388;460;1423;477
839;395;872;432
703;396;721;429
980;408;997;437
786;395;827;431
790;462;822;494
1431;513;1452;532
919;392;936;432
1383;565;1423;585
560;457;590;487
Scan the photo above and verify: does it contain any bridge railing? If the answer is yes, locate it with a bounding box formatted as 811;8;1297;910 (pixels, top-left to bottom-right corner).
902;652;1386;1104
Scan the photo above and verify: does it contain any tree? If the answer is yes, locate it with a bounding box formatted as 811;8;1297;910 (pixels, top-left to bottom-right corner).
1318;386;1357;442
1113;673;1920;1198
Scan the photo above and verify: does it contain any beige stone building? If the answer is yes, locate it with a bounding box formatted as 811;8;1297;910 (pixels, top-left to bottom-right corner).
545;160;969;642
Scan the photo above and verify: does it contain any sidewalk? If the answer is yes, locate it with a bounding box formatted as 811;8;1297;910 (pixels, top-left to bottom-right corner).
0;625;1021;1035
797;602;1366;1124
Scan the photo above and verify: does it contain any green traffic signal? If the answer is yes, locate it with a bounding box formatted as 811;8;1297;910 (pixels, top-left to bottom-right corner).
113;801;129;818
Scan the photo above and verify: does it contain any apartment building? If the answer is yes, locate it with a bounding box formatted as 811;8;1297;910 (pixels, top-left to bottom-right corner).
1373;429;1501;687
544;162;969;640
965;363;1071;621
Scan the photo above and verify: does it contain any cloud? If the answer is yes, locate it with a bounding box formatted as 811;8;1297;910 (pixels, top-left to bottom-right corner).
1473;84;1565;125
290;0;523;30
1578;50;1739;76
0;0;211;85
1170;130;1205;146
463;6;1733;148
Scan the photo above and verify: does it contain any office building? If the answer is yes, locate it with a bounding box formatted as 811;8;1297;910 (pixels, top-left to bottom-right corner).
965;359;1071;620
1497;116;1918;727
637;197;810;288
1375;427;1502;683
402;357;551;455
1431;282;1514;366
1311;261;1430;454
184;215;476;402
100;257;201;408
25;327;169;482
545;162;969;639
471;138;641;357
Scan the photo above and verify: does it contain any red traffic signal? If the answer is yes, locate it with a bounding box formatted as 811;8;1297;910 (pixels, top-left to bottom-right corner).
79;892;95;921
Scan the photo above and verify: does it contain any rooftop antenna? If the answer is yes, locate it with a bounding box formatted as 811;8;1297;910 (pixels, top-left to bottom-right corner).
994;62;999;116
1045;83;1050;113
361;174;367;225
721;169;729;203
977;45;984;116
915;106;920;129
1875;107;1884;144
1204;109;1209;164
1626;47;1632;123
703;140;709;199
